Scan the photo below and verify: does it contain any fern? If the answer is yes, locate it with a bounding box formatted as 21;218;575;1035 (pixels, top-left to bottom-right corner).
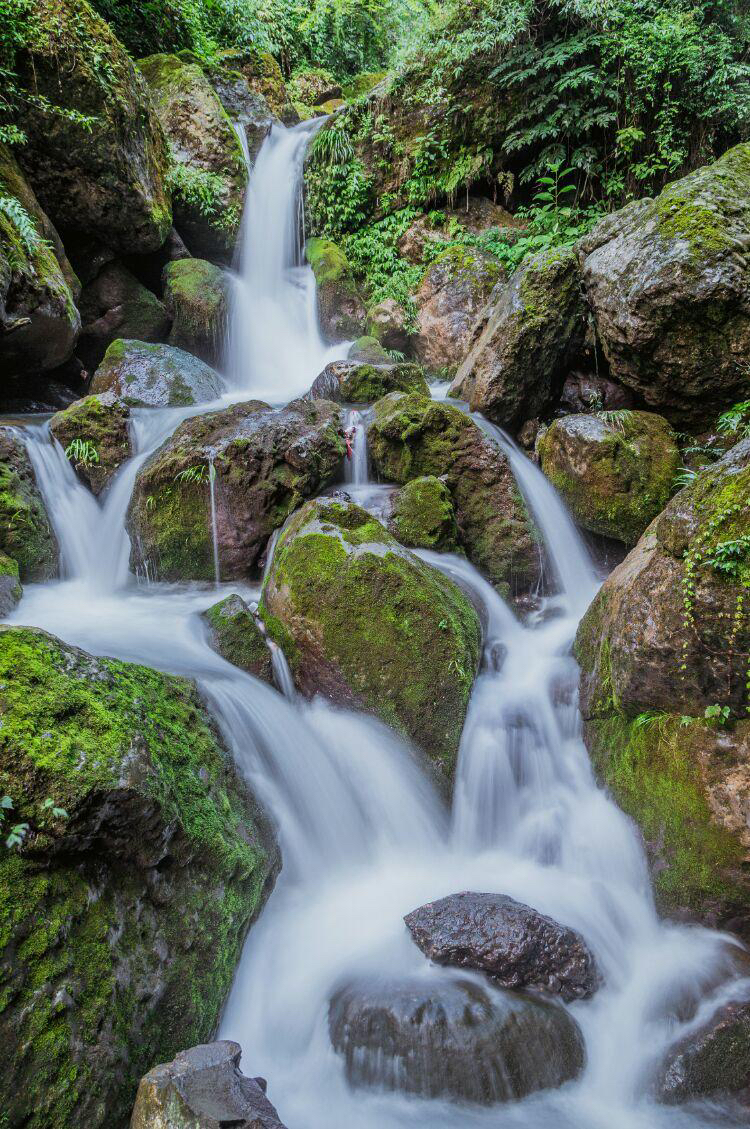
0;196;43;253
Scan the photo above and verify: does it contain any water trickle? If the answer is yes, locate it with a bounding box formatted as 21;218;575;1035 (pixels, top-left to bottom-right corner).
208;455;221;587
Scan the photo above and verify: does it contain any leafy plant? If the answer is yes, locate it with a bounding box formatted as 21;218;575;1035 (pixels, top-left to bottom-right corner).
704;703;732;727
717;400;750;441
65;438;99;467
175;464;210;485
1;795;28;850
166;163;225;219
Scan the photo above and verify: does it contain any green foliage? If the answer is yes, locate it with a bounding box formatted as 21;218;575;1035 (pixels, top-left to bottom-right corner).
1;793;68;850
64;439;99;468
344;208;423;319
718;399;750;440
166;163;238;231
175;463;211;485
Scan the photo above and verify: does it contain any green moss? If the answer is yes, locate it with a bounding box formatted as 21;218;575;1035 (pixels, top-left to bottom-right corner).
341;72;387;100
339;362;428;403
49;395;132;495
0;432;58;582
348;336;391;364
202;594;272;681
261;500;480;774
306;236;352;285
163;258;228;364
131;479;214;582
586;711;749;920
518;246;578;322
389;476;460;551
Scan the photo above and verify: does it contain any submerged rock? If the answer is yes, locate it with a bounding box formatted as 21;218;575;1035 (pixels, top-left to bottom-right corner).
306;237;366;342
0;428;58;581
128;399;343;582
388;475;460;552
91;339;223;407
450;246;585;430
163;258;230;368
578;142;750;425
538;410;679;545
0;626;277;1129
76;260;170;371
14;0;171;254
414;245;505;373
368;392;539;597
131;1041;288;1129
49;392;132;495
260;496;481;774
0;143;80;377
201;594;273;684
329;973;585;1104
404;891;599;1002
309;359;428;403
138;53;247;261
656;998;750;1103
575;439;750;936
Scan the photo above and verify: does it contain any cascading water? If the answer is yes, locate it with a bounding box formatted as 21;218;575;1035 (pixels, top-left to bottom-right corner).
4;122;750;1129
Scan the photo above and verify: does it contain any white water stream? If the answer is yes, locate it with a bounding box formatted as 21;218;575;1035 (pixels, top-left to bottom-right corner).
4;122;750;1128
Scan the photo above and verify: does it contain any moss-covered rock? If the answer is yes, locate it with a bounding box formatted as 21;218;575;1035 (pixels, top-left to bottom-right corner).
289;68;341;107
128;398;344;582
0;143;80;377
538;410;679;545
0;552;22;616
163;258;230;368
348;336;391;364
341;72;387;100
218;48;298;125
450;246;585;430
49;392;132;495
91;339;223;407
415;246;505;373
388;476;460;552
369;393;539;597
261;497;481;775
138;53;247;261
306;237;366;342
0;428;58;581
365;298;414;354
0;625;277;1129
656;999;750;1102
205;68;275;162
578;143;750;425
201;593;272;684
15;0;171;254
574;439;750;936
310;359;429;403
77;260;170;372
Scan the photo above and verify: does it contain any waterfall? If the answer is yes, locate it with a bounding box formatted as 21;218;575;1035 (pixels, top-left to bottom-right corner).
5;124;750;1129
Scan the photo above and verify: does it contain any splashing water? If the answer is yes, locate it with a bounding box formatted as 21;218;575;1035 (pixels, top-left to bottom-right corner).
4;124;749;1129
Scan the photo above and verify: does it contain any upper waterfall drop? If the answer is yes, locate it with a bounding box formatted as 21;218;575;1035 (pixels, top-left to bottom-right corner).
227;121;347;403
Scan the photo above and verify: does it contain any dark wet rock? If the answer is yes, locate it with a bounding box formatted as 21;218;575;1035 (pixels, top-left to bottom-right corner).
138;54;247;261
0;626;278;1129
404;891;599;1002
218;49;298;126
575;439;750;937
656;998;750;1103
306;237;366;342
14;0;171;255
309;359;428;403
49;391;133;495
578;142;750;426
124;227;192;295
538;410;679;545
414;246;505;373
201;594;273;684
0;428;58;581
163;258;230;368
0;143;80;377
365;298;414;354
0;552;22;616
388;475;460;552
328;973;585;1104
561;372;634;414
128;398;343;582
76;260;170;371
450;247;586;431
368;392;540;597
260;496;481;775
208;72;275;162
91;339;223;407
131;1040;288;1129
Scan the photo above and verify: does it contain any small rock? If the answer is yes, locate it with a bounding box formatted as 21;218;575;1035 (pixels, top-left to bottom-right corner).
388;476;460;551
0;428;58;581
561;372;633;413
49;391;133;495
76;260;170;372
347;335;391;364
404;891;600;1001
0;552;22;616
201;594;273;684
365;298;414;354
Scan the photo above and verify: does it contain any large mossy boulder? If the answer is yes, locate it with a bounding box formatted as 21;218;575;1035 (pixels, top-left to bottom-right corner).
0;626;277;1129
388;476;460;552
218;48;298;125
369;393;539;597
15;0;171;254
414;246;505;373
578;143;750;426
574;438;750;938
305;237;366;342
0;428;57;581
0;144;80;377
138;54;247;261
201;594;273;685
260;497;481;774
49;392;132;495
450;247;586;431
77;260;170;371
309;359;429;403
538;410;680;545
163;258;230;368
91;339;223;407
128;399;344;582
